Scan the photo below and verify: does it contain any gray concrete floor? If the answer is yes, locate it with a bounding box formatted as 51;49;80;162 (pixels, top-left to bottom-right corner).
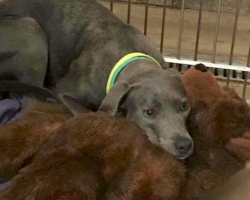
100;1;250;100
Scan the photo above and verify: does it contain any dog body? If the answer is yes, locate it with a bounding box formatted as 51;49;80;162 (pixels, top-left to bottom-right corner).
0;0;166;101
0;0;193;158
0;16;48;87
0;16;52;124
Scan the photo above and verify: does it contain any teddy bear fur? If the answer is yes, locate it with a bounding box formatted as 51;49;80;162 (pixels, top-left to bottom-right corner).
0;99;185;200
0;97;72;184
179;64;250;200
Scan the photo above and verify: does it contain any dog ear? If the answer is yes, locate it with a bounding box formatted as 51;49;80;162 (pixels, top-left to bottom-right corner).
98;81;133;116
58;94;90;116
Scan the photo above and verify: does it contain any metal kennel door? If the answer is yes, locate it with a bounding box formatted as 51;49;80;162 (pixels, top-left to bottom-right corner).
99;0;250;99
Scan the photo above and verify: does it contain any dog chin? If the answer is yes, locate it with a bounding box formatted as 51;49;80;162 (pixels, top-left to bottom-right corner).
175;151;193;160
177;155;190;160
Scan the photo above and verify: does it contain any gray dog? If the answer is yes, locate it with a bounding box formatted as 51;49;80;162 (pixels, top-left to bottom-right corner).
0;0;193;159
0;16;48;87
0;16;57;124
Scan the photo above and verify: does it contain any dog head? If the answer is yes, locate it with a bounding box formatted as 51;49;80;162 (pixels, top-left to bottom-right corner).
98;68;193;159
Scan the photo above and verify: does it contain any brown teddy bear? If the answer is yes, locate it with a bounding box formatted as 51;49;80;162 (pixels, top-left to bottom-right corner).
0;97;72;184
0;98;185;200
179;64;250;200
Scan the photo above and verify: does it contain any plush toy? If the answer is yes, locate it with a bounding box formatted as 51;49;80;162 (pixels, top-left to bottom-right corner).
179;64;250;200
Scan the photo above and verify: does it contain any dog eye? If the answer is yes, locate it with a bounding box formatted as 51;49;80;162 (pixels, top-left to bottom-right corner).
181;101;189;111
143;109;156;118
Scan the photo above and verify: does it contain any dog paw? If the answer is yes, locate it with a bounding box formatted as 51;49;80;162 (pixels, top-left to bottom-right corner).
194;64;208;72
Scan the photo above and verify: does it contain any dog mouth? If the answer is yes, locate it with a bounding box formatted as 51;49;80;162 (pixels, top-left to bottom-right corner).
155;142;194;160
167;149;193;160
176;152;193;160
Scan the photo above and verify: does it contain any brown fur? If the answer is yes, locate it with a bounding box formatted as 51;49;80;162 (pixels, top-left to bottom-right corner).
0;98;72;183
0;103;185;200
182;66;227;109
178;66;250;200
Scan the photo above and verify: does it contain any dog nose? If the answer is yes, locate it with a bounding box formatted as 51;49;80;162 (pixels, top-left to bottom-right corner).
174;137;193;155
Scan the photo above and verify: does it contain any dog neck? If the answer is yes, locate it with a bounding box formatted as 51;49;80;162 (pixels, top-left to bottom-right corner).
106;53;162;93
116;58;162;83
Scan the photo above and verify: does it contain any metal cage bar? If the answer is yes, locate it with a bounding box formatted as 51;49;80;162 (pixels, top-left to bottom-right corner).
110;0;114;11
211;0;222;74
194;0;203;61
144;0;149;35
127;0;131;24
247;44;250;68
212;0;222;63
243;72;249;98
160;0;167;53
227;0;242;86
177;0;185;59
243;44;250;98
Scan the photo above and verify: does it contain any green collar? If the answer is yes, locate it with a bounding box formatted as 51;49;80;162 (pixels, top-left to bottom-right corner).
106;52;162;94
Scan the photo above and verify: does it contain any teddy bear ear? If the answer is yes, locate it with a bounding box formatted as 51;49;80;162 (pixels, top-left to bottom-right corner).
194;63;208;72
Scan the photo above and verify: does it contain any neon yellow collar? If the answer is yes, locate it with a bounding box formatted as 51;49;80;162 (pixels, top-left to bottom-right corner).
106;52;162;94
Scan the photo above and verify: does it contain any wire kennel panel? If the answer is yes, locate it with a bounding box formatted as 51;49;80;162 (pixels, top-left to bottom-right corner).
99;0;250;99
